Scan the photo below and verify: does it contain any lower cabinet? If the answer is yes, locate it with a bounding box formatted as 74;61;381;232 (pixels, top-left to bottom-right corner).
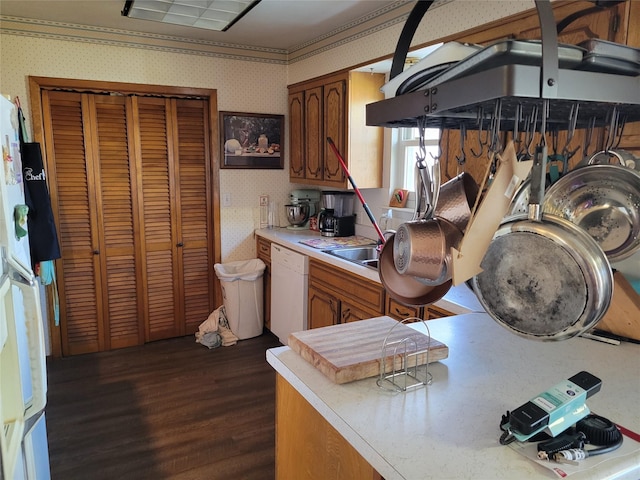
259;239;456;331
256;237;272;330
424;305;453;320
308;259;385;329
276;374;384;480
385;297;422;322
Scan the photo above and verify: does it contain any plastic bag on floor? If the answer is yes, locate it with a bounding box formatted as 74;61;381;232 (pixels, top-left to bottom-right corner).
195;305;238;348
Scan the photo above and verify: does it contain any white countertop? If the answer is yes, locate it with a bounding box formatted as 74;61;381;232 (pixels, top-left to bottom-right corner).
267;313;640;480
255;227;484;315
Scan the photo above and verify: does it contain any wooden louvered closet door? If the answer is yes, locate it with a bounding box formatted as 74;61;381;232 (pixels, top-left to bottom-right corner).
43;91;142;355
133;97;213;341
43;91;214;354
173;99;213;334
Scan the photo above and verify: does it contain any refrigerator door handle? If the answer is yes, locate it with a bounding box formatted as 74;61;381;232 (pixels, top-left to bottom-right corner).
10;274;48;419
7;256;35;286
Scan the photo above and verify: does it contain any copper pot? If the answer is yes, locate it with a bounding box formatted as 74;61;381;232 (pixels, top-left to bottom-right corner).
393;217;463;285
379;233;452;307
434;172;479;232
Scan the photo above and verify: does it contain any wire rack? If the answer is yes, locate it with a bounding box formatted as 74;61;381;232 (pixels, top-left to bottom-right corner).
376;318;434;393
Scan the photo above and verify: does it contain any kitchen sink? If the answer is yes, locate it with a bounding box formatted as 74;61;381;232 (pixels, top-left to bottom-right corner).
323;246;380;270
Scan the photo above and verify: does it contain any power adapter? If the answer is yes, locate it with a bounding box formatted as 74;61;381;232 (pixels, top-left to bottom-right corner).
506;371;601;442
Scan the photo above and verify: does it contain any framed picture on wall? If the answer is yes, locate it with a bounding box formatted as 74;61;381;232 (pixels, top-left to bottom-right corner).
219;111;284;169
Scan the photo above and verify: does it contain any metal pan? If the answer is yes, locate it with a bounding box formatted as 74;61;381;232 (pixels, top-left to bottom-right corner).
472;145;614;341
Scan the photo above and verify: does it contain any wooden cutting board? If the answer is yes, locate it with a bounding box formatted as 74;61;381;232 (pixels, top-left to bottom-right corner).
595;272;640;341
288;316;448;384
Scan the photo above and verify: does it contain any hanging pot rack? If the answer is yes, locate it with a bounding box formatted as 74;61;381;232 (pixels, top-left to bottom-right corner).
366;0;640;132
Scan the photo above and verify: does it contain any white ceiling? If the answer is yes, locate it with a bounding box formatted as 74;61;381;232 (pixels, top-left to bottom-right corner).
0;0;404;52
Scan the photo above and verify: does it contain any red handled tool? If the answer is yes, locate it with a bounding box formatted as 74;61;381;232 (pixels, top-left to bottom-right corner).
326;137;386;244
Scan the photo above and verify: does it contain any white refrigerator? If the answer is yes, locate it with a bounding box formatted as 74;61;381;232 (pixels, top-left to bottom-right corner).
0;94;51;479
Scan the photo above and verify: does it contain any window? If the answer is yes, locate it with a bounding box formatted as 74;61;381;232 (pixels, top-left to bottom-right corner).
394;127;441;191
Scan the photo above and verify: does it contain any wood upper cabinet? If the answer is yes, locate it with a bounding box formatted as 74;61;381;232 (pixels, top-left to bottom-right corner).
288;92;305;180
42;89;214;355
288;71;385;188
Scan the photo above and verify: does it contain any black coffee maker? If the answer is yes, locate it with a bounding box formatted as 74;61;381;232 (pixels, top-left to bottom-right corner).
319;191;355;237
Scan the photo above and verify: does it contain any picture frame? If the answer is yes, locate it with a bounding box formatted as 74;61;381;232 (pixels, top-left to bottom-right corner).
219;111;284;169
389;189;409;208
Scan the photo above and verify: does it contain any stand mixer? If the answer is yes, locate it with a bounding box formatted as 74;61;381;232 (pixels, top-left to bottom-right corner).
286;189;321;230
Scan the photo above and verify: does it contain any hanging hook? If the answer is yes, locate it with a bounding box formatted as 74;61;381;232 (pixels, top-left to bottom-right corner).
523;105;539;160
488;99;503;156
604;107;621;152
583;116;596;159
512;103;522;153
470;107;488;158
613;114;627;150
416;115;428;168
561;103;580;161
550;127;559;156
455;123;467;167
539;100;549;147
429;119;444;162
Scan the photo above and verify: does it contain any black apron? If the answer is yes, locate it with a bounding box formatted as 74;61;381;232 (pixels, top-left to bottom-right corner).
19;108;61;266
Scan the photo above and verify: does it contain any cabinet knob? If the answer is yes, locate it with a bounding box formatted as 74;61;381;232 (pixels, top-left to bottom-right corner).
177;242;184;247
93;249;100;255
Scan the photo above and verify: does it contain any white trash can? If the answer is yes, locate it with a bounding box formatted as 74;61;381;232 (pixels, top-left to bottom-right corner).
214;259;266;340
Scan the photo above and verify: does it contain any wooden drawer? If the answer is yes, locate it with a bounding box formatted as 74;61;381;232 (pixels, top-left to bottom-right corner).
256;236;271;264
309;259;385;314
385;296;421;321
424;305;454;320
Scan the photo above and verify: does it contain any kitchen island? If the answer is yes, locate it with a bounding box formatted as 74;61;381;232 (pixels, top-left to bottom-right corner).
267;313;640;480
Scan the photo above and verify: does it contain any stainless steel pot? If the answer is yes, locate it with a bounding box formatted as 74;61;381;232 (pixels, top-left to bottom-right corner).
543;164;640;262
472;146;614;341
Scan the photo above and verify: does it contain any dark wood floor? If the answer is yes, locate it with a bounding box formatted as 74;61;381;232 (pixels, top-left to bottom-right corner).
45;331;283;480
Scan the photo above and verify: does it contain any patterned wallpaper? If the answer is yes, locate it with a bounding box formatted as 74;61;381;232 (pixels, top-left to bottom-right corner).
0;33;291;262
1;1;533;262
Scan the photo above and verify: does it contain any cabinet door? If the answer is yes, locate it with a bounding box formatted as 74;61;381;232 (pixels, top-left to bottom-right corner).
308;284;339;329
173;99;214;334
341;300;380;324
256;237;271;329
621;1;640;155
304;86;323;181
288;92;305;180
322;79;346;186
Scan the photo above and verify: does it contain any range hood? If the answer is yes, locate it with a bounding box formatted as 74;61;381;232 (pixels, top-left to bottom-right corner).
366;0;640;132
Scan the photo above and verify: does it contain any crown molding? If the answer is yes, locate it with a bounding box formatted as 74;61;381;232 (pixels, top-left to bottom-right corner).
0;0;454;65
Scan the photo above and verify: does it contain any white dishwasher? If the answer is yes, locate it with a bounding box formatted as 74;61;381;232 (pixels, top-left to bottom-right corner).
270;243;309;345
